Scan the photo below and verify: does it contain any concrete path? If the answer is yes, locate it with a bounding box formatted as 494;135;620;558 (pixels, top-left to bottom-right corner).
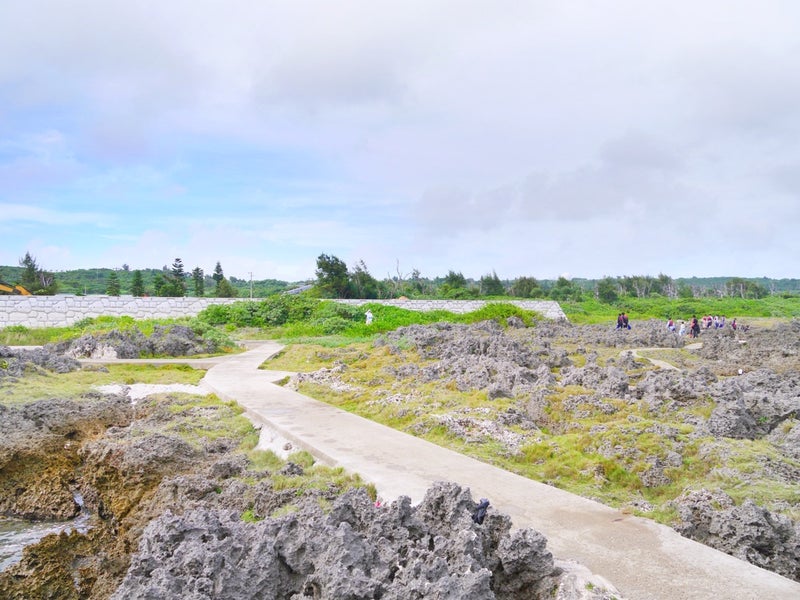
627;348;680;371
201;341;800;600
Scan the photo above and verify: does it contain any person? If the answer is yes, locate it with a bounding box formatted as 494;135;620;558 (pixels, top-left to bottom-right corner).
622;312;631;330
365;309;373;325
690;315;700;338
616;313;624;330
667;317;675;332
731;318;737;331
678;321;686;336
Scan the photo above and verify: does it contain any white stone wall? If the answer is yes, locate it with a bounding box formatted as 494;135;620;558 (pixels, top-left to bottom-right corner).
0;296;241;328
0;295;566;328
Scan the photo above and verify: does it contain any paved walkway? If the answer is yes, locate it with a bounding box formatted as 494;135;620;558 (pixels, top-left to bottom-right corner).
201;342;800;600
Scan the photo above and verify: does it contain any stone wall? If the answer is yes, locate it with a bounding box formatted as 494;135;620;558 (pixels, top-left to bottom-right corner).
0;296;241;328
0;296;566;328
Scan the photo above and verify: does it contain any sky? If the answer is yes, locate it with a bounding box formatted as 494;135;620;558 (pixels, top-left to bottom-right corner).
1;1;799;283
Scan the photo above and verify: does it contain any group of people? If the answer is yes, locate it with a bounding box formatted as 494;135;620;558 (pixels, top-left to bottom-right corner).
667;314;740;338
700;315;726;329
666;317;695;337
615;313;631;330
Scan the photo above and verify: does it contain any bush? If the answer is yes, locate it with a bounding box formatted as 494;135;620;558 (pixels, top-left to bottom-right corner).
456;302;539;326
199;304;231;325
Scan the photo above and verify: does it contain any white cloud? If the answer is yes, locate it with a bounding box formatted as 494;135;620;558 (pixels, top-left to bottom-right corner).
1;1;799;280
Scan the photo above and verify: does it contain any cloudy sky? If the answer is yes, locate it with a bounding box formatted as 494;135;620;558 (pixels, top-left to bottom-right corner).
2;1;798;283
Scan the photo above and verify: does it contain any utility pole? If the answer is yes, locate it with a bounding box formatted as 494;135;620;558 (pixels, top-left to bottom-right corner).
249;272;253;299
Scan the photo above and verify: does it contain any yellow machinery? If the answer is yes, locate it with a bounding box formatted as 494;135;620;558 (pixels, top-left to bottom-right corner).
0;281;31;295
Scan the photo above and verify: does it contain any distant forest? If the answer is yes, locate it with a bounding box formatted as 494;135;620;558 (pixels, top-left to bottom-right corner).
1;253;798;301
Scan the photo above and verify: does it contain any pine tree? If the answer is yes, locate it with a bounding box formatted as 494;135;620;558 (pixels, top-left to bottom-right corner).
213;262;224;285
192;267;205;297
215;277;237;298
162;258;187;297
106;271;121;296
213;262;233;297
131;270;145;297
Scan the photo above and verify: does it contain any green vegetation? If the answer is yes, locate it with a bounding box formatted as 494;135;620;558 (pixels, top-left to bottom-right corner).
560;295;800;324
0;363;204;405
196;296;540;341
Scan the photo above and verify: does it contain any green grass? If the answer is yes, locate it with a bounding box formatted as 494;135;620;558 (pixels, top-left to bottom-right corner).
0;363;205;405
561;296;800;324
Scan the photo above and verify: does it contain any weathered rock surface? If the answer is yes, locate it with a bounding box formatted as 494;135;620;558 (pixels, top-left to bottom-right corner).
114;482;617;600
50;324;223;359
0;345;81;379
672;489;800;581
0;396;132;520
378;321;549;397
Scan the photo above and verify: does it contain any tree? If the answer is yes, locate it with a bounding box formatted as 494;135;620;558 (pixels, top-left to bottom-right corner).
349;260;378;298
657;273;677;299
211;262;237;297
152;272;166;296
131;270;145;297
479;271;505;296
106;271;121;296
725;277;767;299
315;253;350;298
443;270;467;289
677;283;694;299
595;277;619;303
18;251;57;294
621;275;655;299
510;276;542;298
192;267;205;297
213;262;224;285
160;258;187;297
440;270;476;299
215;277;237;298
549;276;583;302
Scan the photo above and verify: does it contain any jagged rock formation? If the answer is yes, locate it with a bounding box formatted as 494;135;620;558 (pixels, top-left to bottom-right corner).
0;345;81;379
114;482;573;600
50;324;224;359
672;489;800;581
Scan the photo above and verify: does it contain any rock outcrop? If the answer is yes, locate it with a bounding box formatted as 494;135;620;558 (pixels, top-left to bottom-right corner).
50;324;226;359
114;482;573;600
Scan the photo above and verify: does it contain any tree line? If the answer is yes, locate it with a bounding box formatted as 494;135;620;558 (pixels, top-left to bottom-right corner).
1;251;796;301
0;255;271;298
312;254;788;301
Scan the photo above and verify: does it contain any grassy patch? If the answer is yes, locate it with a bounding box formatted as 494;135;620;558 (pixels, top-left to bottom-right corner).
0;363;205;405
